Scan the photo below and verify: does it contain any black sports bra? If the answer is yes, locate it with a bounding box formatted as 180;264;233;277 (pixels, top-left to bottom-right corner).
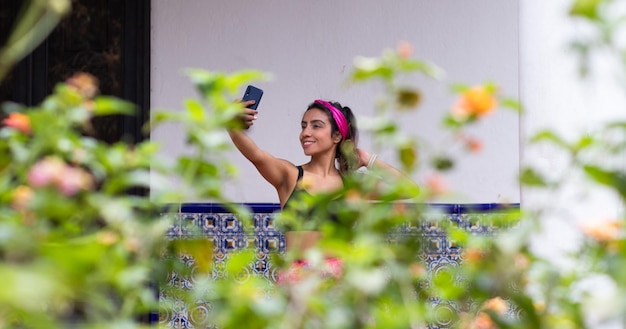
280;165;342;229
282;165;309;210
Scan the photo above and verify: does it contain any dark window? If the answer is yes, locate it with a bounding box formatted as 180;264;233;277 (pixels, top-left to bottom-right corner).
0;0;150;144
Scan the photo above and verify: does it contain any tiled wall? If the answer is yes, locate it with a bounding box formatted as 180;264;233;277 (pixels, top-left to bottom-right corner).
159;203;519;329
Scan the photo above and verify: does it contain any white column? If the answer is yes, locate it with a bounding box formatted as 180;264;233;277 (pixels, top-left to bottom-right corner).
520;1;624;327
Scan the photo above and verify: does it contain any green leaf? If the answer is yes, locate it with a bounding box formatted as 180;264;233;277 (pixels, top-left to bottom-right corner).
177;156;219;178
483;81;499;94
0;265;66;312
352;66;394;82
1;101;26;114
186;69;267;97
573;135;595;152
510;293;543;328
102;170;152;194
500;97;522;113
186;69;221;95
569;0;604;20
606;121;626;130
226;70;268;91
583;165;626;198
398;59;444;79
450;83;470;93
167;239;214;273
396;88;421;110
93;97;136;116
151;110;182;124
530;130;570;149
185;99;206;121
398;144;417;171
583;165;616;186
351;56;393;81
519;167;548;187
442;114;465;129
432;156;454;171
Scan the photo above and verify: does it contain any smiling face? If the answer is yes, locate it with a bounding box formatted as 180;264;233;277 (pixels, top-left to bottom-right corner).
300;108;341;156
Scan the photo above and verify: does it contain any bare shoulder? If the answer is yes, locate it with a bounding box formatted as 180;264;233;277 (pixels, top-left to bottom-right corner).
276;158;300;182
274;159;302;204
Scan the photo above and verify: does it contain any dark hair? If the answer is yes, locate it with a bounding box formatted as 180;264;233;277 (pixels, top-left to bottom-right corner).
306;100;359;175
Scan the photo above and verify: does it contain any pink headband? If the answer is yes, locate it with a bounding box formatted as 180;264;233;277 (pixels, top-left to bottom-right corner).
314;100;349;139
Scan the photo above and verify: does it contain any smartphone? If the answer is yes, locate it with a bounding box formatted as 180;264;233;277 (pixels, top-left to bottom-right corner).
241;85;263;110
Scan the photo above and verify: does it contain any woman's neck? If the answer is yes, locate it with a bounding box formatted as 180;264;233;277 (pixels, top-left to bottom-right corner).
305;154;339;177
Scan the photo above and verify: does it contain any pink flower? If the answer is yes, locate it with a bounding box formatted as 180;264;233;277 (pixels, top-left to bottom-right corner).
27;157;94;196
56;166;94;196
27;157;66;188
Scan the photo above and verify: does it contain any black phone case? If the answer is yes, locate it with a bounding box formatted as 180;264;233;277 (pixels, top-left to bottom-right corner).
242;85;263;110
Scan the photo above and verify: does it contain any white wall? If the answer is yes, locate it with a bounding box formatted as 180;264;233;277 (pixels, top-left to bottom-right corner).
520;2;625;327
151;0;520;204
520;0;625;259
520;0;625;214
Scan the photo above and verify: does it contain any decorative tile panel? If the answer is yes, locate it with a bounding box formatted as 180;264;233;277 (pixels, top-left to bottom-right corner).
158;203;519;329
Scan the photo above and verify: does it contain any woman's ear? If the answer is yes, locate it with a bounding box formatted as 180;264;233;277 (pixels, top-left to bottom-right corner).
333;132;342;144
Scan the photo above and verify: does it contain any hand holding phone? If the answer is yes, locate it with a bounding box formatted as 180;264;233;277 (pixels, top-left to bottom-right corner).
241;85;263;110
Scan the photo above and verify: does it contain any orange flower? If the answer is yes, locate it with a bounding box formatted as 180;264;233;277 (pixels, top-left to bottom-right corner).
345;188;363;205
425;173;447;195
408;262;426;278
66;72;99;98
392;201;408;216
124;237;140;253
465;136;483;153
458;134;484;153
11;185;33;211
397;41;413;58
97;231;120;245
463;297;508;329
483;297;508;315
453;86;498;119
3;112;31;134
513;253;530;270
470;312;496;329
462;247;483;263
580;219;622;242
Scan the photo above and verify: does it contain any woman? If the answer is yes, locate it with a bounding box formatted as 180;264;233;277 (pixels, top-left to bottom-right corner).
229;98;413;280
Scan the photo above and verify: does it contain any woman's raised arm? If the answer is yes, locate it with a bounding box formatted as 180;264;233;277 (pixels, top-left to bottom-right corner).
228;101;293;191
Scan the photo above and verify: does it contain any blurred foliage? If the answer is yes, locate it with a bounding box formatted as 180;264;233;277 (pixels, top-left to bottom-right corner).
0;0;71;82
4;0;626;329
